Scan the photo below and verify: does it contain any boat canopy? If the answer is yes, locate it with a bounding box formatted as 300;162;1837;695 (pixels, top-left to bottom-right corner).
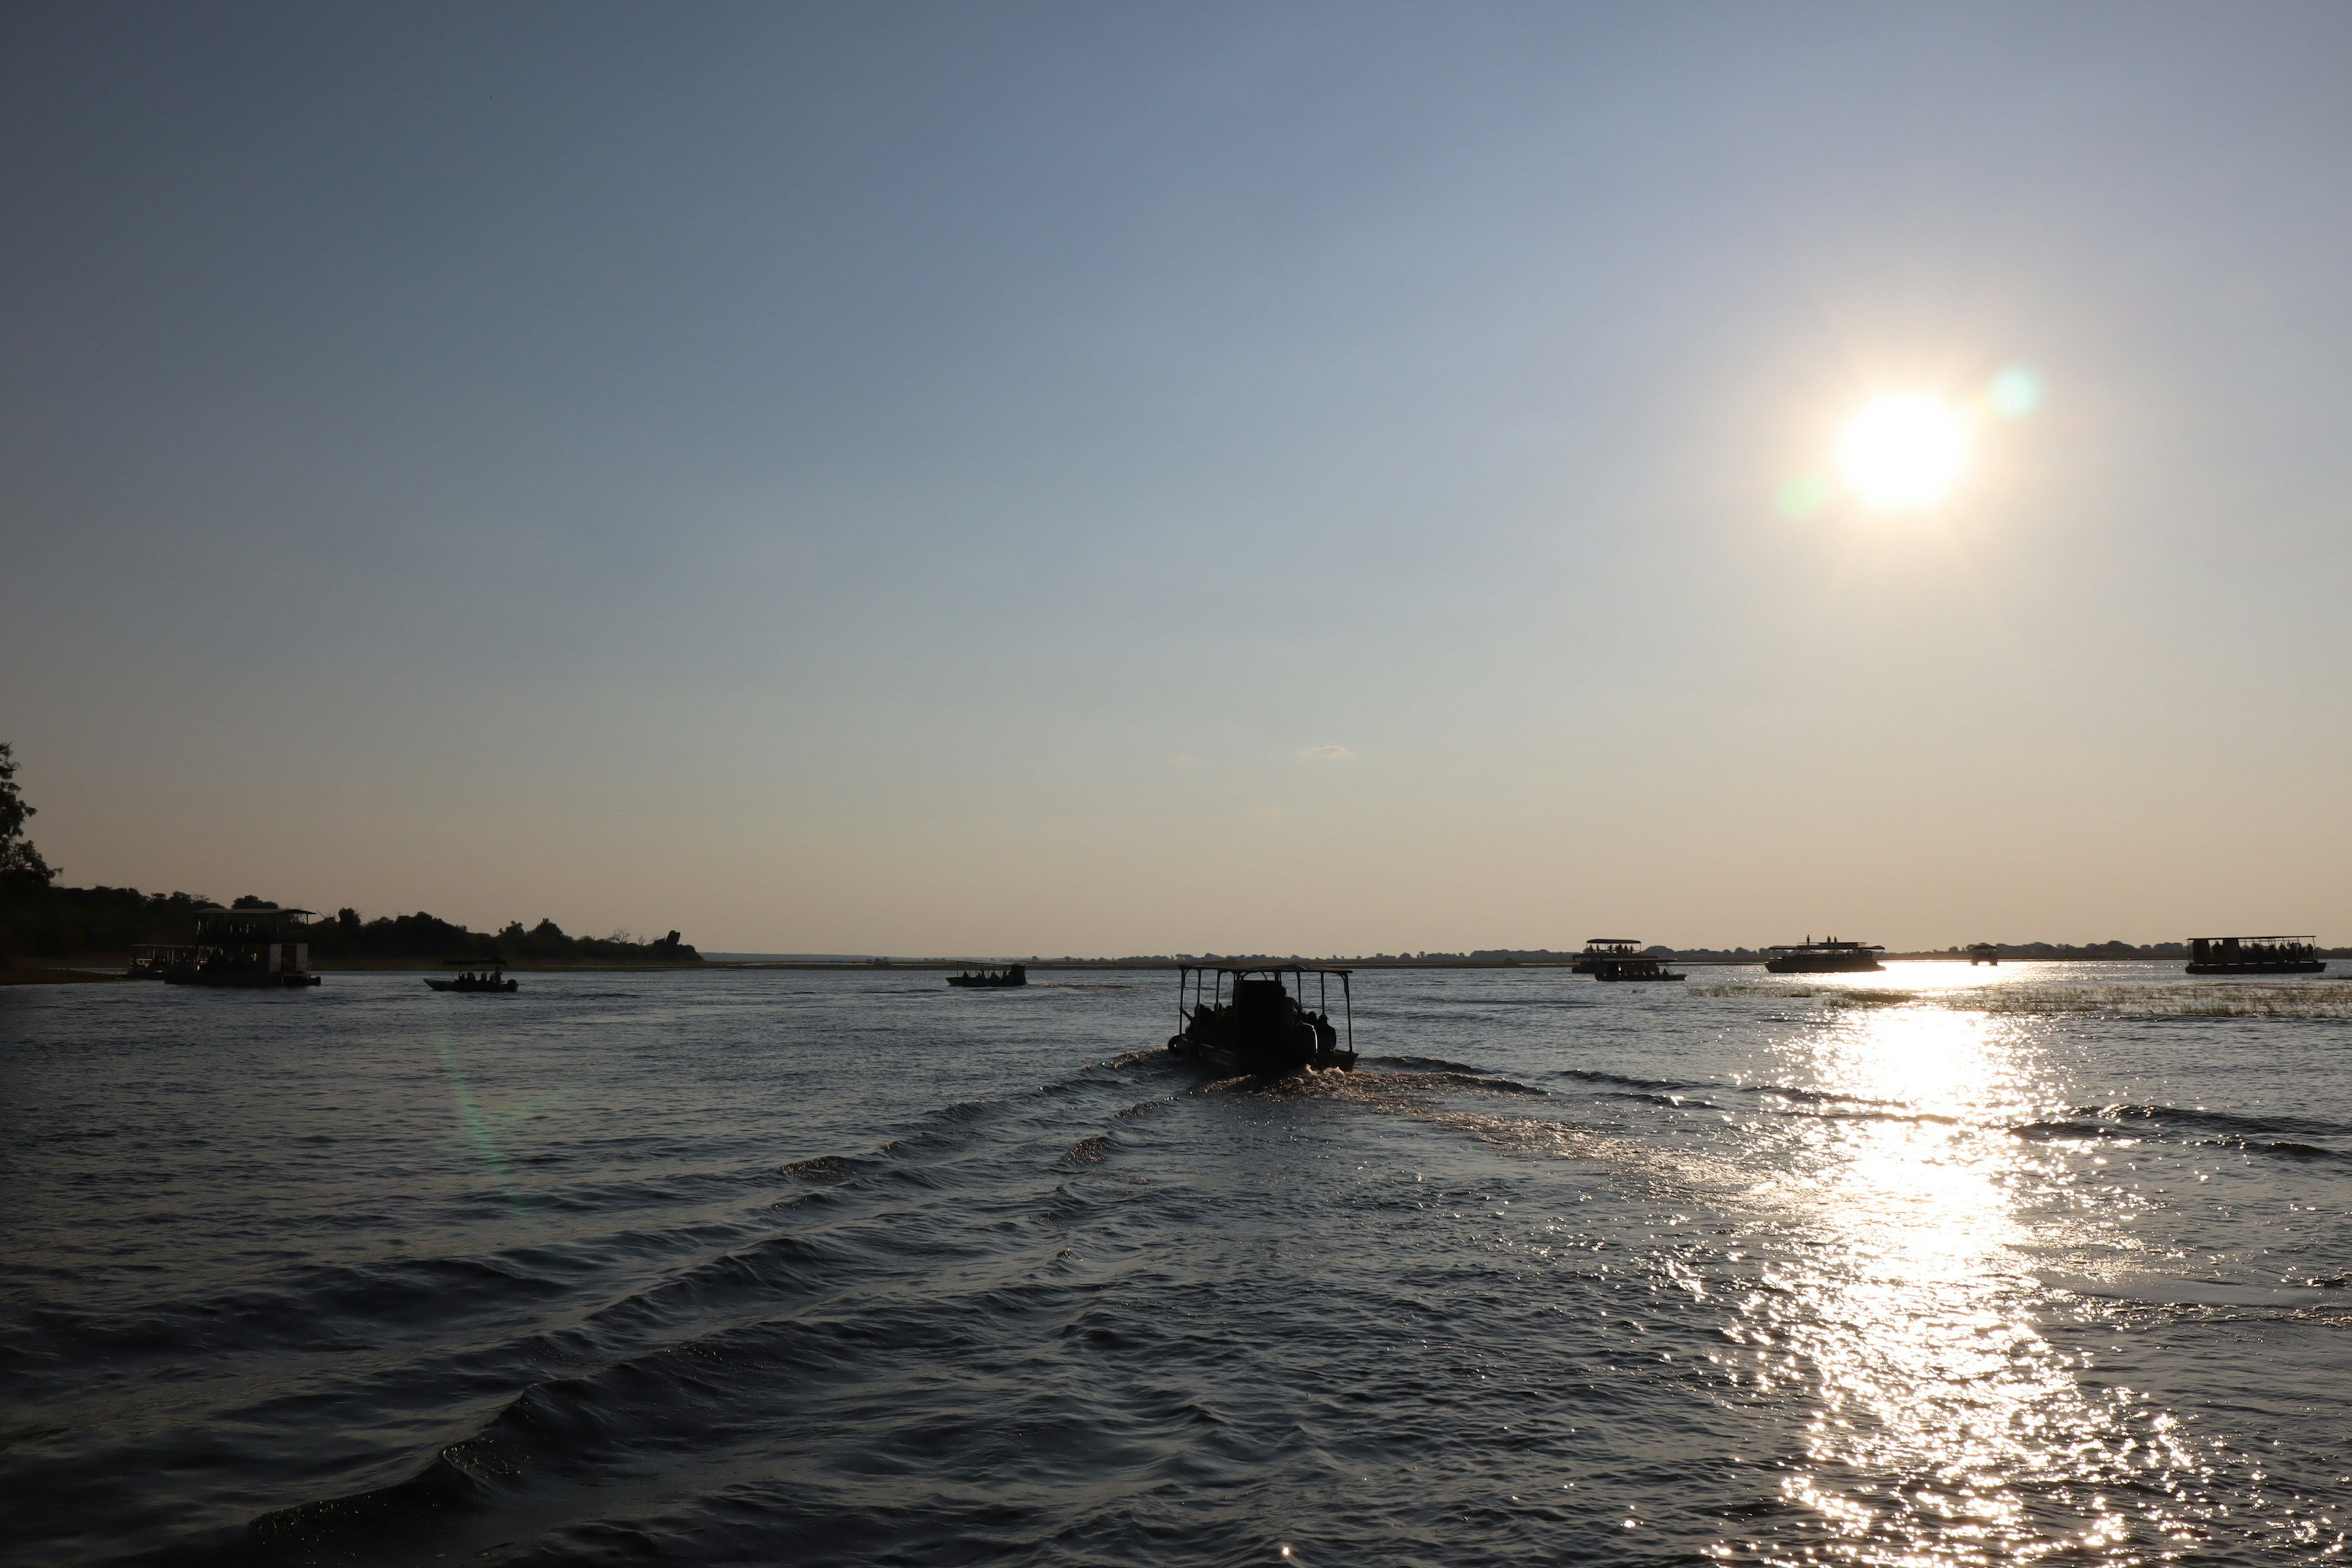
2188;935;2314;944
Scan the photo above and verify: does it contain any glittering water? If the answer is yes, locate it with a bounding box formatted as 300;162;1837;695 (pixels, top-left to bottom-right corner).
4;963;2349;1565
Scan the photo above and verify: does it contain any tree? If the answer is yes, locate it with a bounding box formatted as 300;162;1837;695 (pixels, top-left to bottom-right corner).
0;742;56;889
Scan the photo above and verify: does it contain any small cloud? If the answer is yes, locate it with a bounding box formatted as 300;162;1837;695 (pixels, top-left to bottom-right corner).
1298;745;1355;761
1248;805;1283;818
1170;754;1196;765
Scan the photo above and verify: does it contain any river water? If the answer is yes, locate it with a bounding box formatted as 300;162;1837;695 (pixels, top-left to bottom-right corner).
3;962;2348;1565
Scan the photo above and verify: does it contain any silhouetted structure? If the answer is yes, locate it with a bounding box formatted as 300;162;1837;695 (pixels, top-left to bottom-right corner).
2185;936;2324;975
1763;937;1885;974
1168;965;1357;1074
134;905;321;987
1967;943;2000;966
947;964;1028;987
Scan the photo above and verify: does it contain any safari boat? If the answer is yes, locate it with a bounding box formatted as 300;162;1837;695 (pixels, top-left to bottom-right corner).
1571;938;1642;975
1763;937;1885;974
425;962;518;993
947;963;1027;988
1167;965;1357;1074
2185;935;2325;976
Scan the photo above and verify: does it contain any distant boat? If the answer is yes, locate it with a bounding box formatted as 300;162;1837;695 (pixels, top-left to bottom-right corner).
1591;954;1686;983
425;962;518;993
1764;937;1885;974
1571;938;1642;975
947;964;1027;988
2185;936;2325;976
1167;965;1357;1074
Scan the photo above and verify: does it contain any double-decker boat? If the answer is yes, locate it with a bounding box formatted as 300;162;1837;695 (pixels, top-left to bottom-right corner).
134;905;322;988
947;963;1027;988
1571;939;1642;975
1763;937;1885;974
2185;936;2325;976
1167;965;1357;1074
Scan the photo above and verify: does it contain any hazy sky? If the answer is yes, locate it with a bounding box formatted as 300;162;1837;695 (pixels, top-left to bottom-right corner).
6;3;2349;955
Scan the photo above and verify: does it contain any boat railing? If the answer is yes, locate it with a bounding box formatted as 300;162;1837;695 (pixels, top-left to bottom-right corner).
1176;963;1352;1057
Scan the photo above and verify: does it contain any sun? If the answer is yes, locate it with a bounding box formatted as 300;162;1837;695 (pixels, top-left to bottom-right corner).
1838;393;1972;511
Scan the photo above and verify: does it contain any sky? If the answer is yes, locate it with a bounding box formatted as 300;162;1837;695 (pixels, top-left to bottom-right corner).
5;2;2350;956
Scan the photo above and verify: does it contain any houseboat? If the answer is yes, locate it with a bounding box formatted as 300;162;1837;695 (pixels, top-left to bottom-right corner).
947;963;1028;988
133;905;322;987
1763;937;1885;974
1167;965;1357;1074
2185;935;2325;976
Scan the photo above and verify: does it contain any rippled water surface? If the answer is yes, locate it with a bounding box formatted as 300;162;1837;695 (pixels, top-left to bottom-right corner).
5;962;2350;1565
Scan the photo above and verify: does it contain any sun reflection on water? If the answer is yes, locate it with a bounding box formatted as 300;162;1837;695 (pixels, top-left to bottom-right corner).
1723;998;2215;1562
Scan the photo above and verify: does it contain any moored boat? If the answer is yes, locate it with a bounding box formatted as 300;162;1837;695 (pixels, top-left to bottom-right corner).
2185;935;2325;976
947;964;1027;988
1763;937;1885;974
1168;965;1357;1074
140;905;323;987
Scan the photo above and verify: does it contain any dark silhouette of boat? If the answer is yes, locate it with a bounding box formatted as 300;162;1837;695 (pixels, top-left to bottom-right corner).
1168;965;1357;1074
1764;937;1885;974
1592;954;1686;982
947;964;1027;988
1571;938;1642;975
138;905;323;987
2185;935;2324;976
426;962;518;993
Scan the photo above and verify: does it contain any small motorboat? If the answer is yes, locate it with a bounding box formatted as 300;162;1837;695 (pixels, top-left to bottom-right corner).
426;965;518;993
1591;954;1685;982
1167;965;1357;1074
947;964;1027;988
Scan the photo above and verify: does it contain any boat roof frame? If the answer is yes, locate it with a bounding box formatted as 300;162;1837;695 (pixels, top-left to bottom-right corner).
2189;934;2315;943
1762;940;1885;952
1177;963;1354;978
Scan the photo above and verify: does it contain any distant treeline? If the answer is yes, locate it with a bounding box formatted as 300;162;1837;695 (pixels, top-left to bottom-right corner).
0;884;699;964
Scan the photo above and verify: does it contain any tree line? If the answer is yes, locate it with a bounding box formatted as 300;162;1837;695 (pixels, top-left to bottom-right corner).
0;743;697;964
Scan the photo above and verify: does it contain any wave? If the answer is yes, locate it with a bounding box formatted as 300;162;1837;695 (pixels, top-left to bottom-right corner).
2010;1101;2352;1159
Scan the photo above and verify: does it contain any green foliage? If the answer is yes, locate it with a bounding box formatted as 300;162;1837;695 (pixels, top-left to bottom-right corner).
0;742;57;891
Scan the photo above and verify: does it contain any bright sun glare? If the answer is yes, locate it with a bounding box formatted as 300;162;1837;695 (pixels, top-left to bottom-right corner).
1837;393;1971;512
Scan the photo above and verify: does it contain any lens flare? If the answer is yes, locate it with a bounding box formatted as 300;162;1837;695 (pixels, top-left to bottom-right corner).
1837;394;1972;511
1988;366;2043;419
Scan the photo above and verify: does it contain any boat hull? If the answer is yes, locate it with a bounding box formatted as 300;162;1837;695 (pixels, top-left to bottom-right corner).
1764;956;1883;974
946;976;1026;987
1596;971;1686;982
1168;1031;1355;1076
161;971;321;988
424;978;518;992
2185;960;2325;976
